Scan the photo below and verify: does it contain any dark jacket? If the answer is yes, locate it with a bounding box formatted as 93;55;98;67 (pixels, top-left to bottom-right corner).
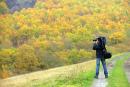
93;43;104;58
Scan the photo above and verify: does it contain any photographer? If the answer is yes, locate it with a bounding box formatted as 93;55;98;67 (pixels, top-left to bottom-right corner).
93;37;108;79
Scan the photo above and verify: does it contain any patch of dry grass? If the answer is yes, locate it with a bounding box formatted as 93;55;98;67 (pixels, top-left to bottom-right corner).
0;60;95;87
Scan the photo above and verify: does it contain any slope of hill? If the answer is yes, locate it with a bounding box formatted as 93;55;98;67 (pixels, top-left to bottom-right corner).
0;60;95;87
1;53;130;87
0;0;130;78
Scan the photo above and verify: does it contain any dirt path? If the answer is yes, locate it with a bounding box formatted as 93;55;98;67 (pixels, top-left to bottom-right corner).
91;56;123;87
124;58;130;83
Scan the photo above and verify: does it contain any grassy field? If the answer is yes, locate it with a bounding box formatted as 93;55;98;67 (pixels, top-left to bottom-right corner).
0;60;95;87
107;53;130;87
27;70;95;87
22;61;96;87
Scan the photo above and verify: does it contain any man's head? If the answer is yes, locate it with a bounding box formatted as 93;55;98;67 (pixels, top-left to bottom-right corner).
93;37;101;42
93;36;106;45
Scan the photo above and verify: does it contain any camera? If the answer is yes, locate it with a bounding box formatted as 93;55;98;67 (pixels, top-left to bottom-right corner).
93;36;106;45
93;37;99;41
93;39;98;41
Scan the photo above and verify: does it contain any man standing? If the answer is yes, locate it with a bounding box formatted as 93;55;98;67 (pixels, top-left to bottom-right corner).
93;37;108;79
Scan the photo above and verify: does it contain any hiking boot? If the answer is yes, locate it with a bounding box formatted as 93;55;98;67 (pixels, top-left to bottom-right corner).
94;75;98;79
105;75;108;78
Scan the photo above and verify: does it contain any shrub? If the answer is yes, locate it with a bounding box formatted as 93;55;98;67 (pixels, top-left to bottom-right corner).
14;44;39;73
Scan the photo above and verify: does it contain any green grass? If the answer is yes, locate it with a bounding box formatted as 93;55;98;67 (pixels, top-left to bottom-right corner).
108;53;130;87
28;70;95;87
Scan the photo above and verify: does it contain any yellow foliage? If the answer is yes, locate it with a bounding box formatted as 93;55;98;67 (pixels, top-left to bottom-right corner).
0;0;129;77
55;51;69;61
0;65;10;79
15;44;39;72
109;32;126;44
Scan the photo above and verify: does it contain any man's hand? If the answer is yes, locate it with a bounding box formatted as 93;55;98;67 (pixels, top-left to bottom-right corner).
96;40;99;44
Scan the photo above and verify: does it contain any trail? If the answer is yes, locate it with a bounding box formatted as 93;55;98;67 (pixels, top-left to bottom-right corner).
91;56;123;87
124;58;130;83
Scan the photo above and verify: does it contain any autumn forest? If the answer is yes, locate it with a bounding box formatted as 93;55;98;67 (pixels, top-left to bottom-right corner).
0;0;130;78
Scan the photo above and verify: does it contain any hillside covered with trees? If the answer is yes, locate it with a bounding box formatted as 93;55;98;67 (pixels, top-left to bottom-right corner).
0;0;130;78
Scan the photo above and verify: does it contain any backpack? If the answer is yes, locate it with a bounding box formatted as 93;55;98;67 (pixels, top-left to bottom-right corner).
99;36;106;45
99;36;112;59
